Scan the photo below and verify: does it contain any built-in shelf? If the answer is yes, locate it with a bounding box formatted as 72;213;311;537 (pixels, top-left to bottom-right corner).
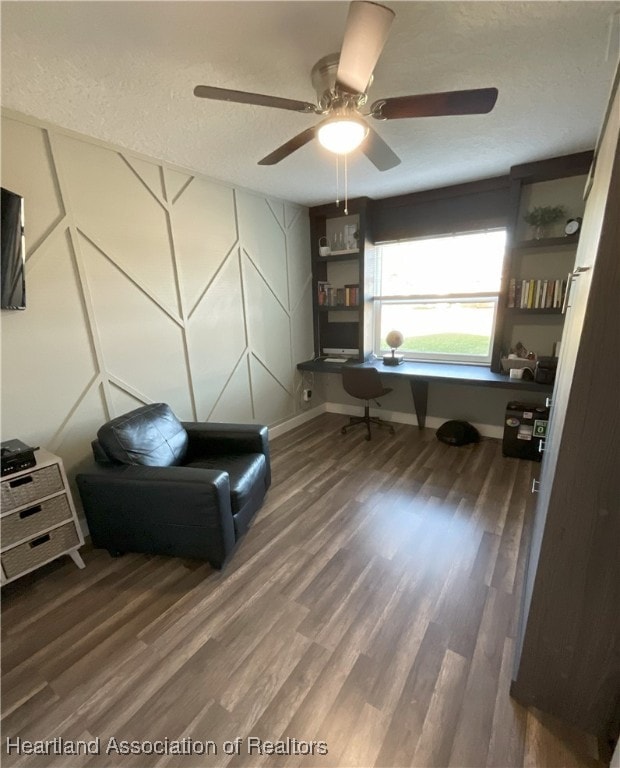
505;307;563;316
314;252;360;264
513;235;578;250
311;202;371;361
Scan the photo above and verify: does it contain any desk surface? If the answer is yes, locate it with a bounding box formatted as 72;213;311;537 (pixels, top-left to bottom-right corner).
297;358;553;393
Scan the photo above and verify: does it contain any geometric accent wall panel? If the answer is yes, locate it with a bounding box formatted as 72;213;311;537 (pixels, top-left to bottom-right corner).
1;118;65;254
1;111;314;487
291;288;315;366
187;252;247;421
53;133;180;314
243;255;293;393
209;361;254;424
51;384;109;476
268;199;286;229
124;156;165;201
165;169;193;202
79;234;193;419
108;383;149;417
249;355;294;426
172;176;237;312
1;226;97;449
237;190;288;307
286;207;312;310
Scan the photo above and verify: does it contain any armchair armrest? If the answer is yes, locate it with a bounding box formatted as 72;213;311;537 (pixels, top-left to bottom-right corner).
76;464;236;567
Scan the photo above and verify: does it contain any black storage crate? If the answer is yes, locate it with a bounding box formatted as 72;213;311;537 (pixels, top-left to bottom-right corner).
502;401;549;461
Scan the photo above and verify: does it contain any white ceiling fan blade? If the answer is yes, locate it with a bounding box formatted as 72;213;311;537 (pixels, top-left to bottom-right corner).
336;1;395;95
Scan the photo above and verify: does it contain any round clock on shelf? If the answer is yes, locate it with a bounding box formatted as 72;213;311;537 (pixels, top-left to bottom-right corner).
565;217;582;236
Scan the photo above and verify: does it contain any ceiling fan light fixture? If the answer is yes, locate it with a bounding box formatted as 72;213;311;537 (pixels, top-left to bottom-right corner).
317;116;368;155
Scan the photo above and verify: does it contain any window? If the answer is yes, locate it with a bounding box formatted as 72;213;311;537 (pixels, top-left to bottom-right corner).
374;229;506;364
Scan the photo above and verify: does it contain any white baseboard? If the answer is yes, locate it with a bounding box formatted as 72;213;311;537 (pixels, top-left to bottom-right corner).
325;402;503;439
268;404;327;439
270;402;503;440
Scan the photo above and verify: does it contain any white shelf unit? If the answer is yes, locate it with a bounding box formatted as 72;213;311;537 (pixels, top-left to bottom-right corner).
1;448;85;584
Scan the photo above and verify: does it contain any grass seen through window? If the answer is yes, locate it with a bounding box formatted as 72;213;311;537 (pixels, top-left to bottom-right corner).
376;231;506;363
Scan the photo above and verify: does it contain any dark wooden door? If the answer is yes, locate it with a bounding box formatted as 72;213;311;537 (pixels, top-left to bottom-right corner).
512;75;620;751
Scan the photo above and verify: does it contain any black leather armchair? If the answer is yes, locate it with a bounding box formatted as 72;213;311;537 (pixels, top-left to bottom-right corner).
76;403;270;569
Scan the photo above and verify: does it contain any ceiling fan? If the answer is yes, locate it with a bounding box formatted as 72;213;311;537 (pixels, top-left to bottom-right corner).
194;1;498;171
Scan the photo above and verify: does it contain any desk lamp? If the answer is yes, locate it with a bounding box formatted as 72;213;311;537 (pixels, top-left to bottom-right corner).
383;330;404;366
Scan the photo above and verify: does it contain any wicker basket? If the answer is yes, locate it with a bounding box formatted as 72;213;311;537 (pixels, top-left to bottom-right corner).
1;522;79;579
1;495;72;548
1;464;63;512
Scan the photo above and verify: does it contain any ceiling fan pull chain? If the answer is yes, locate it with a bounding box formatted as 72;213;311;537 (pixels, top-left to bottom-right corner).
336;154;340;207
344;153;348;215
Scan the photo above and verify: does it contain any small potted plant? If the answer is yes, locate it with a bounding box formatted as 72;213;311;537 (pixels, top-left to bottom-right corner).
523;205;566;239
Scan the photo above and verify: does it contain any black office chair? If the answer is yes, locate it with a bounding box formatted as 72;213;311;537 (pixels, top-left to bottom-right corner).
341;367;395;441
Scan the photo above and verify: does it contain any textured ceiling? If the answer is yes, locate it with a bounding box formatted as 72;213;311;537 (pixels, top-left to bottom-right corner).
2;1;619;206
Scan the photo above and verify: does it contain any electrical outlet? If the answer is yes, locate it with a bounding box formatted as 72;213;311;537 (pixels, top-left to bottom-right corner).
303;389;312;402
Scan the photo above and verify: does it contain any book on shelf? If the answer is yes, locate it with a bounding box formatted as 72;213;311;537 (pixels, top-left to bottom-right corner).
508;278;567;310
344;283;359;307
508;279;516;308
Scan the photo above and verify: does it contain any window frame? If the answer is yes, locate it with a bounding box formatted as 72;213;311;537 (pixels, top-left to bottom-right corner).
373;228;507;366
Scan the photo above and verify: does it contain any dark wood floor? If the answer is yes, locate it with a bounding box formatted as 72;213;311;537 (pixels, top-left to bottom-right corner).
1;414;604;768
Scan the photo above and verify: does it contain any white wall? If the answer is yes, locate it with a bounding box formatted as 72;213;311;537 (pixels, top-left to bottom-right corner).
1;110;314;480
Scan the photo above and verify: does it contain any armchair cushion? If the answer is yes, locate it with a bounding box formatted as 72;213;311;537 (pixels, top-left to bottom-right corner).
97;403;188;467
183;422;271;487
185;453;267;515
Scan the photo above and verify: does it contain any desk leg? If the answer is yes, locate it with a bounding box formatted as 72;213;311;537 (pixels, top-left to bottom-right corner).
409;380;428;429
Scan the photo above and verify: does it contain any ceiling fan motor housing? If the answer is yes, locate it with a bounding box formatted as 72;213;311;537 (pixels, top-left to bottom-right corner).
311;53;370;112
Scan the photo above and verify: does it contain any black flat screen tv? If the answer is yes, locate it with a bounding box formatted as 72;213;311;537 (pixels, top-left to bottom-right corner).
1;187;26;310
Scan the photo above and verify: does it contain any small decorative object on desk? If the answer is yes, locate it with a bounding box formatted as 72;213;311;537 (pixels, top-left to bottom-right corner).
383;329;404;366
501;343;536;374
501;356;533;373
523;205;566;239
514;341;529;358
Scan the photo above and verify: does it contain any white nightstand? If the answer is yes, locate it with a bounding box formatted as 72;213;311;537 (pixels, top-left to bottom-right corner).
1;448;85;584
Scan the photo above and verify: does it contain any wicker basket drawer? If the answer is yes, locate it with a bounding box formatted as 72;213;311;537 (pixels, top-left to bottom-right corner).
1;464;64;512
1;495;72;548
1;522;79;579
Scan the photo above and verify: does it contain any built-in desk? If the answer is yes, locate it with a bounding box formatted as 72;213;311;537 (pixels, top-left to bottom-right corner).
297;358;552;428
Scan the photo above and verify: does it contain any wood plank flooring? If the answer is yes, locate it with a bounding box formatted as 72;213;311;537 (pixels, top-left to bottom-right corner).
1;414;605;768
